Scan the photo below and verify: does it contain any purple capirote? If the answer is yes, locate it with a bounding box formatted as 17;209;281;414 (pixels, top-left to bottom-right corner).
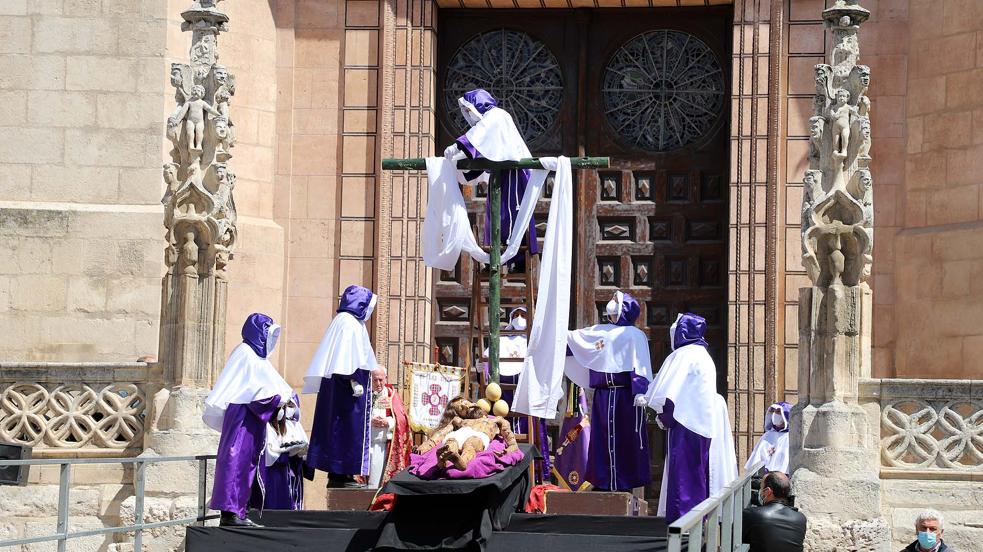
455;89;539;256
336;284;375;321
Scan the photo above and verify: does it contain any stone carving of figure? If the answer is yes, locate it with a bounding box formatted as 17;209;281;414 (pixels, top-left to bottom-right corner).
181;232;199;276
173;85;220;152
858;117;871;159
190;34;216;69
808;116;824;161
858;170;873;224
214;246;230;280
828;89;857;158
163;163;180;196
826;231;846;286
212;164;237;220
804;170;823;204
214;116;234;157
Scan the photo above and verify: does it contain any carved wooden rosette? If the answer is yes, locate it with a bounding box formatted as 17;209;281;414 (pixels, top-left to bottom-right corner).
800;1;873;288
158;1;236;387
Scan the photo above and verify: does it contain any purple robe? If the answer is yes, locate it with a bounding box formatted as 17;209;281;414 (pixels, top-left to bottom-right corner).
658;399;711;523
251;393;304;510
585;370;650;491
455;89;538;255
209;394;281;518
306;369;372;476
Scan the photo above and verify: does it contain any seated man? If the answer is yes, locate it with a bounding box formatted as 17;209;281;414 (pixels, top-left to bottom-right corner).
901;510;957;552
742;471;807;552
415;397;519;471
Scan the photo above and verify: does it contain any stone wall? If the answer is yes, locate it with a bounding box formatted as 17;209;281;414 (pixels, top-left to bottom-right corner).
0;0;169;362
891;0;983;379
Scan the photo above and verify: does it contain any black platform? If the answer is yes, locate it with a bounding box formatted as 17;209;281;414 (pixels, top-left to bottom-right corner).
186;510;673;552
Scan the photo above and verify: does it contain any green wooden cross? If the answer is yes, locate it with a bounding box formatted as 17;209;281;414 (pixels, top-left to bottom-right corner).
381;156;610;383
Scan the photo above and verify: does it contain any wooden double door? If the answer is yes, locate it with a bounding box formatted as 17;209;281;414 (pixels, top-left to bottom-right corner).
433;7;733;395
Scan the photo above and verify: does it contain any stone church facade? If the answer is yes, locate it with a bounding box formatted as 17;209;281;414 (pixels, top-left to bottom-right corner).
0;0;981;549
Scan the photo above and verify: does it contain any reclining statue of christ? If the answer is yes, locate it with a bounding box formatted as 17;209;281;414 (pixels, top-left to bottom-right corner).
414;397;519;471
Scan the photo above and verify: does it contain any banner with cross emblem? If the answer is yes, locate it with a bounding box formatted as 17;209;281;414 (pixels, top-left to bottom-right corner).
402;361;467;433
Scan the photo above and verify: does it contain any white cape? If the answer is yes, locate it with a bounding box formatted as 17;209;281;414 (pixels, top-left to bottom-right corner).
302;311;378;393
483;335;528;377
745;429;789;473
646;344;738;514
422;107;550;270
512;157;572;419
563;323;654;390
203;343;293;431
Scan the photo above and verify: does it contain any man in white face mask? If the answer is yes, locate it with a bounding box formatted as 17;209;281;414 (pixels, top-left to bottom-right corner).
745;402;792;475
481;307;552;479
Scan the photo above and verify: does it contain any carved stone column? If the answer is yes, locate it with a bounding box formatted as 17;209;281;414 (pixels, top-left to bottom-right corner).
143;0;238;486
789;1;889;549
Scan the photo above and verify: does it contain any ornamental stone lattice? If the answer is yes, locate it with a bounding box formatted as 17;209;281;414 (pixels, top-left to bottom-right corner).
789;2;890;550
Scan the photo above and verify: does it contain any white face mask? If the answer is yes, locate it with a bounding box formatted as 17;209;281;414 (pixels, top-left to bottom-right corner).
285;405;297;420
605;299;620;324
459;99;482;127
771;412;785;428
362;295;377;322
267;325;281;357
511;316;527;331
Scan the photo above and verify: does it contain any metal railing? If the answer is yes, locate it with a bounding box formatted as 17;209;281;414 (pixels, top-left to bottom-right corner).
0;454;217;551
667;462;763;552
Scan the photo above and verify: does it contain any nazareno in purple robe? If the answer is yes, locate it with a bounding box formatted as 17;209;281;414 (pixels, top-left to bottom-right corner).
211;395;281;517
306;285;377;477
251;392;305;510
658;399;710;523
455;89;538;256
207;313;291;519
586;370;650;491
571;293;651;492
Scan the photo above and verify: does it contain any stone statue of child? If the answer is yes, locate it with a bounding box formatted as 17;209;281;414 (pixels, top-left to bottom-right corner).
172;84;220;152
828;88;858;158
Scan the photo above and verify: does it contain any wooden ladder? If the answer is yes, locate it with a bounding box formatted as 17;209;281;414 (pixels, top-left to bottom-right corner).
468;248;542;479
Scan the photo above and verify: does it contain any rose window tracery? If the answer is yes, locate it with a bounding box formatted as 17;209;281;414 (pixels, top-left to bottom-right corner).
444;29;564;144
602;30;725;152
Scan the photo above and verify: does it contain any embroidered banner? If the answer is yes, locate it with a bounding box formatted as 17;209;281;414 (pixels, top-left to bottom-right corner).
403;361;467;433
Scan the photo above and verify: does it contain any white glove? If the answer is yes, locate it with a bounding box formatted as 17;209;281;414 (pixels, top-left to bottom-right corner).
633;394;648;408
351;381;364;397
444;143;459;159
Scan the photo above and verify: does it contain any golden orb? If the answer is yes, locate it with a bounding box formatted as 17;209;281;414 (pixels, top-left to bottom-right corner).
485;382;503;402
476;398;492;413
492;399;510;417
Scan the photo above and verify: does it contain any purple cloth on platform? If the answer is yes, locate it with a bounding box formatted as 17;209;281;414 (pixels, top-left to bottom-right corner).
409;434;524;480
456;137;539;256
209;394;281;518
306;369;371;476
586;370;650;491
658;399;711;524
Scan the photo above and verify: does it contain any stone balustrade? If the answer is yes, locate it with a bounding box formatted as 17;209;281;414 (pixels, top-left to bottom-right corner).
860;378;983;476
0;362;160;456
